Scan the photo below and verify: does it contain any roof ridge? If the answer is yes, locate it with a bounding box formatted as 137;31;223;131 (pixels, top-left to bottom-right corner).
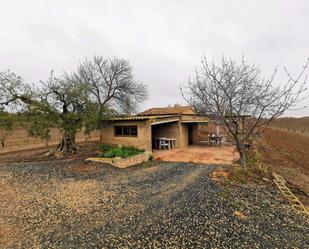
137;106;194;116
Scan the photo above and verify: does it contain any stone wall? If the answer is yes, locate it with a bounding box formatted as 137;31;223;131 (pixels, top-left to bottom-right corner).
86;151;152;168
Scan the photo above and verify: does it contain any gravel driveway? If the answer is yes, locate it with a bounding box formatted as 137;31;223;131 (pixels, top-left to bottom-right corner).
0;160;308;248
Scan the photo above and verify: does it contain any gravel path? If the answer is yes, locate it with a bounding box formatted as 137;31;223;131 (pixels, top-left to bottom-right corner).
0;160;308;248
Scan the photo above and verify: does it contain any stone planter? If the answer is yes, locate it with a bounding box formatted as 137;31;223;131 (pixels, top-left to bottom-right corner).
86;151;152;168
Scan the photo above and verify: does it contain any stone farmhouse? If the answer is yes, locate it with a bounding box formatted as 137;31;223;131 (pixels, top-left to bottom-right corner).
100;106;224;151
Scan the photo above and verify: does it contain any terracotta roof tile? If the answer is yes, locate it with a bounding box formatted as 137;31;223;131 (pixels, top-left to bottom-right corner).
137;106;194;116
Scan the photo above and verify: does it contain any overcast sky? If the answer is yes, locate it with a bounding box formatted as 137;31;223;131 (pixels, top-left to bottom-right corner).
0;0;308;116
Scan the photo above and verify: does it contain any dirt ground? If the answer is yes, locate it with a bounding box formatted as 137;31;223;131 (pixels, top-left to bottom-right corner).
0;139;308;247
153;145;239;165
0;159;308;248
0;142;101;163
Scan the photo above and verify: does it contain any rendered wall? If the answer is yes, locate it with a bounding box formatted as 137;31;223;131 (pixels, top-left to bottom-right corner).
179;123;189;149
100;119;207;151
100;121;151;151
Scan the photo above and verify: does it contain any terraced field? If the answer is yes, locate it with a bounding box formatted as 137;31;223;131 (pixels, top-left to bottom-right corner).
258;128;309;200
0;128;99;154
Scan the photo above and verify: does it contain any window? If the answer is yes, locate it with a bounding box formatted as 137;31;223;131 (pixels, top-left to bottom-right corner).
114;126;138;137
115;127;123;136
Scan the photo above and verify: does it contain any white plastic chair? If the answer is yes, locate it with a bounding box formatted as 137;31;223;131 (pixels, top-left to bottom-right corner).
209;137;217;146
159;138;170;150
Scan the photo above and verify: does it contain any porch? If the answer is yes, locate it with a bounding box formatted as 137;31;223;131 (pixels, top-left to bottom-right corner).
150;119;208;150
153;145;239;165
151;120;180;150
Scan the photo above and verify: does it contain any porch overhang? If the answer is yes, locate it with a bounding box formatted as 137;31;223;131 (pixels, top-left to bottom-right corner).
151;118;180;126
109;115;180;122
181;121;209;124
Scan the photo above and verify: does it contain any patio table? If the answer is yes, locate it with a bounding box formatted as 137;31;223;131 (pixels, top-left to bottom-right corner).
208;135;222;146
155;138;176;150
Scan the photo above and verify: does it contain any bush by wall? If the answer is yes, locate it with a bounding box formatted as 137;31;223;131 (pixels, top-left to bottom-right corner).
99;144;145;158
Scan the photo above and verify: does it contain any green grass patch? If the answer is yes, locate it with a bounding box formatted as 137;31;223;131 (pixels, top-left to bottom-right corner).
218;187;231;199
99;144;145;158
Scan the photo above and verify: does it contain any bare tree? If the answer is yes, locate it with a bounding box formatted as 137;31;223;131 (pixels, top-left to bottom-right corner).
182;56;309;169
74;56;148;139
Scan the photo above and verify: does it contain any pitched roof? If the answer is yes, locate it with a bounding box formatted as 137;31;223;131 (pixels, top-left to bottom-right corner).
137;106;194;116
111;115;180;121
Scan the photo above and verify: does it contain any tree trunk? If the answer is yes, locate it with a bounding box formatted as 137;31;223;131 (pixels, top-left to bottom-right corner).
99;128;103;141
98;108;104;141
236;140;247;170
56;130;77;155
0;138;4;147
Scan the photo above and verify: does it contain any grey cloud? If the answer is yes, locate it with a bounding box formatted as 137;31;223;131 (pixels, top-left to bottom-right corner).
0;0;308;116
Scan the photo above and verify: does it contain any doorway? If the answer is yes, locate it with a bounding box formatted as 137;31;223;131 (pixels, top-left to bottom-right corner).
188;124;193;145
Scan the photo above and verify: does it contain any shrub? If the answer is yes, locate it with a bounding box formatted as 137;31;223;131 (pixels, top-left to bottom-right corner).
99;144;144;158
99;144;114;153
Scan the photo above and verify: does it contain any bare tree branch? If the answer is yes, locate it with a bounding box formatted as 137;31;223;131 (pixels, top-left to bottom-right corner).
182;55;309;169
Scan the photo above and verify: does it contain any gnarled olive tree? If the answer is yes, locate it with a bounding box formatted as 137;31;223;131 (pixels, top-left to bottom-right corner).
0;56;148;156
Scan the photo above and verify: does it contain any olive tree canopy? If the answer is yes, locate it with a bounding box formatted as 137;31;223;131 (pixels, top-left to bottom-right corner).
0;56;148;156
0;70;30;111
